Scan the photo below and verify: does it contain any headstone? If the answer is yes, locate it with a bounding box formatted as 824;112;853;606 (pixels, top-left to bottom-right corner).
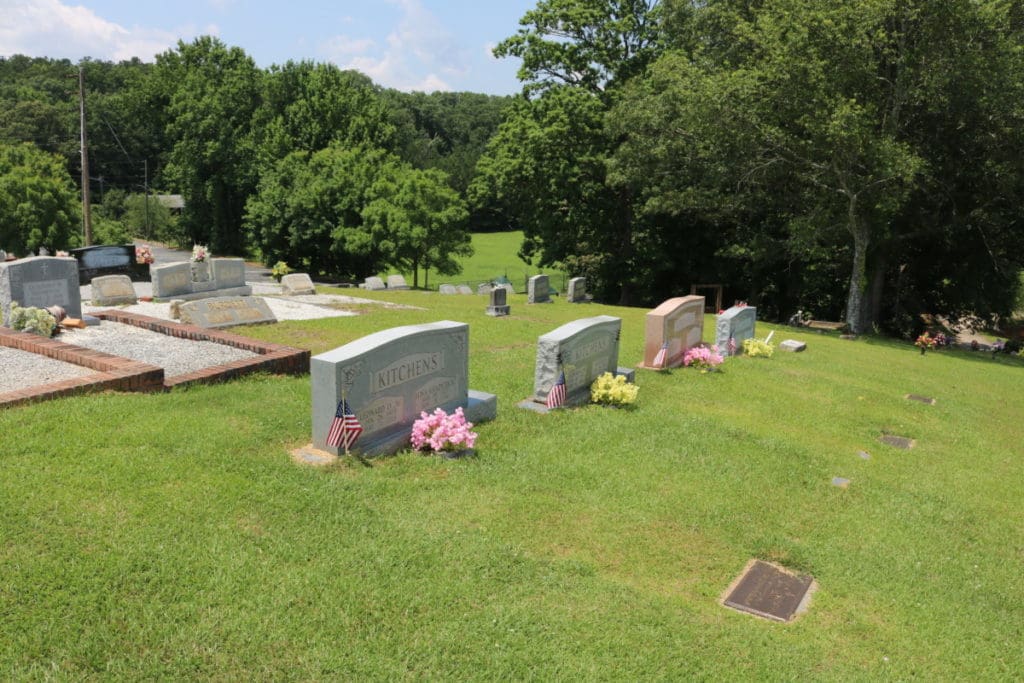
723;560;816;623
527;274;552;304
386;274;410;290
779;339;807;352
524;315;622;409
212;257;246;289
716;305;757;356
454;284;471;295
70;244;145;283
879;434;915;449
439;284;457;294
280;273;316;296
640;295;705;369
566;277;588;303
486;286;510;317
310;320;497;456
363;276;386;291
188;260;217;293
0;256;82;325
150;262;193;298
178;296;277;329
477;283;492;295
89;274;137;306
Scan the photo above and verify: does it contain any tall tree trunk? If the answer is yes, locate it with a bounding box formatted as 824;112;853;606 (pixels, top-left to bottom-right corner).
865;249;888;333
845;199;870;335
617;190;634;306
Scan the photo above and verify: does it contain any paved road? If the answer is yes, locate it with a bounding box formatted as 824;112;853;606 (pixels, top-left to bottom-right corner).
135;240;273;283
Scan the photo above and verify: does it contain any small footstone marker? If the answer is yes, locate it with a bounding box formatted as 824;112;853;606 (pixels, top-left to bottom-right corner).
290;445;338;467
879;434;915;449
832;476;851;488
857;450;871;460
722;560;816;623
905;394;936;405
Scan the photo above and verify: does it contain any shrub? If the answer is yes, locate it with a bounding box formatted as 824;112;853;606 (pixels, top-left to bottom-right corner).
8;302;56;337
590;372;638;407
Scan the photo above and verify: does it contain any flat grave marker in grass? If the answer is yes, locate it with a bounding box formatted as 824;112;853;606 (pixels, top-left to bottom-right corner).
723;560;816;623
906;394;936;405
780;339;807;352
179;296;277;329
857;450;871;460
879;434;915;449
639;295;705;370
832;476;851;488
310;320;496;457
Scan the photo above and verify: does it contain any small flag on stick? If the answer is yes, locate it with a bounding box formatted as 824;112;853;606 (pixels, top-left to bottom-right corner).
652;341;669;368
728;337;737;356
546;371;566;409
327;398;363;451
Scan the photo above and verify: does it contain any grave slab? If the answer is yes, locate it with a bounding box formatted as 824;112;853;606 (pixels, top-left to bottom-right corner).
723;560;816;623
905;394;936;405
639;295;705;369
179;296;277;329
281;273;316;296
0;256;82;325
780;339;807;352
311;320;496;457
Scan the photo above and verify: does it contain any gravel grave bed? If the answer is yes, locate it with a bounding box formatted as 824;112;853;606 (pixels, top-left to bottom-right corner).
0;346;96;394
60;322;257;377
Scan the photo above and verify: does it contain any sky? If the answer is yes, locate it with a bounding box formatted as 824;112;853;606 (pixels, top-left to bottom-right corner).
0;0;535;95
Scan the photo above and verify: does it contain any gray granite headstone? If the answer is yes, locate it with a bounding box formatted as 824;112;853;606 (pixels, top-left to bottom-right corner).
0;256;82;325
90;274;137;306
386;274;410;290
150;262;193;298
486;286;510;317
363;276;386;291
439;284;457;294
716;305;757;356
311;320;497;456
281;273;316;296
567;277;588;303
779;339;806;352
527;274;551;304
178;296;276;329
212;258;246;289
456;284;473;295
526;315;622;408
477;283;492;295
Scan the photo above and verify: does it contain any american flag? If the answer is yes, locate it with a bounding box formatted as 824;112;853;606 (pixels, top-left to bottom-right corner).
546;371;566;409
652;341;669;368
326;399;363;450
728;337;737;356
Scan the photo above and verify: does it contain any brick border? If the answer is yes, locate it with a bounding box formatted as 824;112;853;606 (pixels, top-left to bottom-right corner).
0;310;309;408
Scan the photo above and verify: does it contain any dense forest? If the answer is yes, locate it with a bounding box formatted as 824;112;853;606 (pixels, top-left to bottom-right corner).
2;0;1023;335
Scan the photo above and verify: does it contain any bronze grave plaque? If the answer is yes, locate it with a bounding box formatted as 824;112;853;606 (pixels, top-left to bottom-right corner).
879;434;915;449
723;560;815;622
905;394;936;405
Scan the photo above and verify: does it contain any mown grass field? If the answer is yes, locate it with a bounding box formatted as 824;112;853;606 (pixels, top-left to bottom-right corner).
386;230;569;293
1;287;1022;679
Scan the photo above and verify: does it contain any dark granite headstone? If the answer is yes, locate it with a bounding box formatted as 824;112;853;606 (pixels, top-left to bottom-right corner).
486;286;510;317
0;256;82;325
70;244;146;283
178;296;276;329
723;560;815;622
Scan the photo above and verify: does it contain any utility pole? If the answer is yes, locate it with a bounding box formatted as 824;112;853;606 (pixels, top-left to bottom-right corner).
144;159;151;238
78;67;92;246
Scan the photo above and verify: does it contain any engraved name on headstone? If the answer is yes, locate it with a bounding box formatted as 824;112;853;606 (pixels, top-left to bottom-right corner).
311;320;497;456
640;295;705;369
0;256;82;325
716;305;757;356
178;296;277;329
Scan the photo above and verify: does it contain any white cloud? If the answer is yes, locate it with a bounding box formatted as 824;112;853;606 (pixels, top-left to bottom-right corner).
320;0;464;92
0;0;197;62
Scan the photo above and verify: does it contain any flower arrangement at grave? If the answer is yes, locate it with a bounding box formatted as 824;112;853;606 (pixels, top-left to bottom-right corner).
683;344;725;372
590;372;638;407
190;244;208;262
915;332;939;354
411;407;478;455
742;337;775;358
8;302;56;337
271;261;291;282
135;245;154;264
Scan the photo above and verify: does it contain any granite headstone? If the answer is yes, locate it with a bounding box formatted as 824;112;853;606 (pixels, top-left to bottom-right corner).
716;305;757;356
310;320;497;456
211;257;246;289
0;256;82;325
363;276;386;291
439;284;457;294
525;315;623;408
90;274;137;306
386;274;410;290
486;286;510;317
527;274;552;304
640;295;705;369
779;339;807;352
567;277;588;303
281;273;316;296
178;296;277;329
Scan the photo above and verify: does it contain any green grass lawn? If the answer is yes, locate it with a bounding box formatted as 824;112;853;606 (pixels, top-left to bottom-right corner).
385;230;569;293
2;289;1022;679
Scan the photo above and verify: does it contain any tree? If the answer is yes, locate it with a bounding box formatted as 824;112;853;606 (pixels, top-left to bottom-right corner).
362;166;471;288
0;142;80;254
156;37;262;256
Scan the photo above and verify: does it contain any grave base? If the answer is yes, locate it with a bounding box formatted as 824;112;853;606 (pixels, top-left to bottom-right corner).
154;285;252;302
465;389;498;423
485;305;510;317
